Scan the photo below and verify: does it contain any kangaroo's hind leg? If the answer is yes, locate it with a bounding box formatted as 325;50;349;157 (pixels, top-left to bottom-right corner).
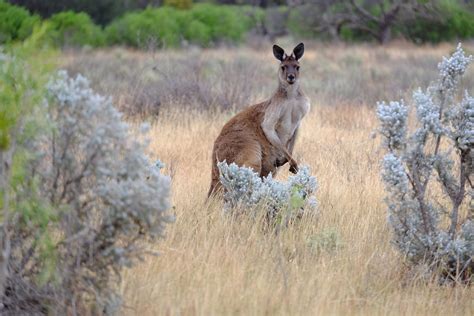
234;141;263;175
208;141;262;197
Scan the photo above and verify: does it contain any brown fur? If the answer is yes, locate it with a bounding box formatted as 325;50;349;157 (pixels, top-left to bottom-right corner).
208;44;309;197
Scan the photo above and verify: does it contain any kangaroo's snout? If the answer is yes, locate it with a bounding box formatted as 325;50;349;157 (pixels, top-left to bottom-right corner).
287;74;296;84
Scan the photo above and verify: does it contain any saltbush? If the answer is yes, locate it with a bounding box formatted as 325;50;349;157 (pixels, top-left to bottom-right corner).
217;161;318;226
188;4;247;44
377;44;473;282
0;1;39;44
0;46;172;313
42;11;104;47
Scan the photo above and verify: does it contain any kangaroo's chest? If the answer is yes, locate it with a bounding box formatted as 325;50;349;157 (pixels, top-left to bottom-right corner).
275;97;310;143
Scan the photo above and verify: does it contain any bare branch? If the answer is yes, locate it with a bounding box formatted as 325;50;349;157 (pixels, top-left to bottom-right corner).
349;0;379;23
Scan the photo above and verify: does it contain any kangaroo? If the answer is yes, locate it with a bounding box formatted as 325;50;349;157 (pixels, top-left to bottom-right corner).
208;43;310;197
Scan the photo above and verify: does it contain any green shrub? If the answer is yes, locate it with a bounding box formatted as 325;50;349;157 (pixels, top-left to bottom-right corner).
190;4;247;43
236;5;265;32
42;11;104;47
400;0;474;43
105;4;252;48
106;7;181;48
184;19;211;46
0;1;39;44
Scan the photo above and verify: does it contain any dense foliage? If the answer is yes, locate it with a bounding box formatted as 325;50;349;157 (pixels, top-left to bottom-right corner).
400;0;474;43
287;0;474;44
42;11;105;47
106;4;257;48
0;46;172;313
377;44;473;282
0;0;39;44
2;1;474;47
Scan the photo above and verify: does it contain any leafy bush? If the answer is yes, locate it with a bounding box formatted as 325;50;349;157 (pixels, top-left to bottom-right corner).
183;19;211;46
189;4;248;43
43;11;104;47
0;48;172;313
105;7;182;48
0;44;55;314
0;1;39;44
105;4;252;48
238;5;265;32
377;44;473;282
400;0;474;43
217;161;318;226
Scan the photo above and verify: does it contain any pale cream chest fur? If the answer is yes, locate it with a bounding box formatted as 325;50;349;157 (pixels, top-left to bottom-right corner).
262;94;310;147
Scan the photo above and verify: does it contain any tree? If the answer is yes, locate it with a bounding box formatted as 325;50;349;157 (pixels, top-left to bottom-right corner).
292;0;437;44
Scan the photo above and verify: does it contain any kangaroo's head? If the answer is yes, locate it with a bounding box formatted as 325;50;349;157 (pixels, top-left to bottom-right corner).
273;43;304;86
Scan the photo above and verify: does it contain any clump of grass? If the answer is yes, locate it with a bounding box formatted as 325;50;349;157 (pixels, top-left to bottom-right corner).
308;228;344;254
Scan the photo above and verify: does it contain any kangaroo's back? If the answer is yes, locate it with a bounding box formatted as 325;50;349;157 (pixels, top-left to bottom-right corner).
208;102;271;196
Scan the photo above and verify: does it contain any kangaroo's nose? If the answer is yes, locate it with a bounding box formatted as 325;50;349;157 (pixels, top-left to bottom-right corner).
288;74;295;80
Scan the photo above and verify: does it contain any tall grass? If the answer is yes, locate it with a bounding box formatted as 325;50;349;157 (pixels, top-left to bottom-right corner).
64;42;474;117
63;43;474;315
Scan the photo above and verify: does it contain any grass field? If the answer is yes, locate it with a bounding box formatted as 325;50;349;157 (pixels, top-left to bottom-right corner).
65;42;474;315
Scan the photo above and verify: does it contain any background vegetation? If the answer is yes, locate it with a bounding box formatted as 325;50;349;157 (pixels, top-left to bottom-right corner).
1;0;474;48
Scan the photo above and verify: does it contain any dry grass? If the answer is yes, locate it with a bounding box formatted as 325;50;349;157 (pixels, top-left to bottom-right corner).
64;41;474;117
63;42;474;315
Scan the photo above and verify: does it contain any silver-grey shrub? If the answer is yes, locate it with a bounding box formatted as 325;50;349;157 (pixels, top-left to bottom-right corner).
217;161;317;225
377;44;473;282
1;69;172;314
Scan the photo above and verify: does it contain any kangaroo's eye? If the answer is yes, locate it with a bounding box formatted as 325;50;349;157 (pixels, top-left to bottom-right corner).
281;66;285;71
296;66;300;71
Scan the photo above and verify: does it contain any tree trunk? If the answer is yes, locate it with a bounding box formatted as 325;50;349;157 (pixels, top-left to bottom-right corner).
378;25;392;44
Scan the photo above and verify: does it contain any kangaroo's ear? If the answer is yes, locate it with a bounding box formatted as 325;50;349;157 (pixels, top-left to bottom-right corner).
273;44;285;61
293;43;304;60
